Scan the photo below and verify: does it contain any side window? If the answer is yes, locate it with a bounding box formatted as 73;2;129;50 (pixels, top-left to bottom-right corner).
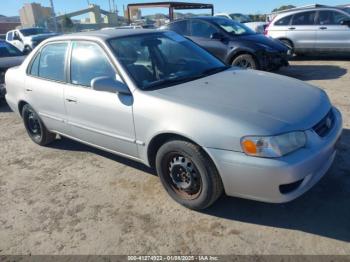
70;42;116;87
7;32;13;41
38;42;68;82
191;20;218;38
292;11;316;25
274;15;292;26
29;52;40;76
169;20;189;35
318;11;349;25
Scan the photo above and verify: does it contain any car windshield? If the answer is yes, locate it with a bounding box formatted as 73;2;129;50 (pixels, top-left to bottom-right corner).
0;42;23;57
20;28;50;36
342;7;350;15
109;32;229;90
229;13;252;23
214;18;256;36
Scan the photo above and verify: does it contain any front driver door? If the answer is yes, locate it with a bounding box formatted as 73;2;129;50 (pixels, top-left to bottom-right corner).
188;20;228;61
64;41;138;158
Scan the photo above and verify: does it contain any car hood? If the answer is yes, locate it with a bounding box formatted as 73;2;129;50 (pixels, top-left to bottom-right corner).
236;33;287;51
0;56;26;69
152;68;331;135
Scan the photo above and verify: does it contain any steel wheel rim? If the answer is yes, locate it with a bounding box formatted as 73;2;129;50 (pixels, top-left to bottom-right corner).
164;153;202;200
26;108;41;139
235;59;252;68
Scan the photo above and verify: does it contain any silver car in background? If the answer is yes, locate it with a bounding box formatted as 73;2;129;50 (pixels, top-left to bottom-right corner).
5;30;343;210
266;6;350;55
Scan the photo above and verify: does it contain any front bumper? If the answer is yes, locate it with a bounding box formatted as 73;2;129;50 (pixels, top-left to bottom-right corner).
258;51;289;71
206;107;343;203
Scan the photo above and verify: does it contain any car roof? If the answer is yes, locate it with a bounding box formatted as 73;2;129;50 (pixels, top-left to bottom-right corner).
47;29;161;42
275;6;349;17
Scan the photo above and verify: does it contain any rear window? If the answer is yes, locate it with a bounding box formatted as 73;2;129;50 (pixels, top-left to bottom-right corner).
274;15;292;26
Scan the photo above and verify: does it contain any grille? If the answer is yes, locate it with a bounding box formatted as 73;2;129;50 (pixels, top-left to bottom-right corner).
313;109;335;138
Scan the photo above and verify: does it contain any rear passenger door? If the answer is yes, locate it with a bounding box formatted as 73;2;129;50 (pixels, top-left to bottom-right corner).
64;41;138;158
316;10;350;52
288;11;317;51
25;41;69;133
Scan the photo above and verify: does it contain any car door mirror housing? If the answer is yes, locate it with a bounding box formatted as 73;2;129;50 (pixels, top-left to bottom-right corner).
340;20;350;27
91;77;131;95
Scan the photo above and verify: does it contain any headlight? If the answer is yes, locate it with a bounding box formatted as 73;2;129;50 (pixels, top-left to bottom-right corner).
241;131;307;158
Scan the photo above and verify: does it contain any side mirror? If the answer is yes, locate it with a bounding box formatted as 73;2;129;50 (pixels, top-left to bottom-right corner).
341;20;350;27
91;77;131;95
210;32;225;40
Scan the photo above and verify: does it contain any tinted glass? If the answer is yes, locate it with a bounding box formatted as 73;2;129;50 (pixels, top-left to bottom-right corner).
109;32;227;90
20;28;50;36
229;13;252;23
169;20;189;35
214;18;255;35
292;11;316;25
191;20;218;38
38;42;68;82
275;15;292;26
70;42;116;87
318;10;349;25
0;41;22;57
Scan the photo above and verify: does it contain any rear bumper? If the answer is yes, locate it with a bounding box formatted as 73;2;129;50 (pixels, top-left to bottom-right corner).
206;107;343;203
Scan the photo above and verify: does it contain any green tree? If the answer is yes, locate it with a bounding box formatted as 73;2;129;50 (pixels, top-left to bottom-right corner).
60;15;74;32
272;5;296;13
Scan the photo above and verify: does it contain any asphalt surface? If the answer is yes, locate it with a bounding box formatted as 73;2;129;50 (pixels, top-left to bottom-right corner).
0;57;349;255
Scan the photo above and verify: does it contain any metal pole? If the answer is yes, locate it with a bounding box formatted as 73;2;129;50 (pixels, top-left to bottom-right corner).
49;0;58;32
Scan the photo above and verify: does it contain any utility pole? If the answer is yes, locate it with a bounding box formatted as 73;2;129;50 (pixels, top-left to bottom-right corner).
49;0;58;32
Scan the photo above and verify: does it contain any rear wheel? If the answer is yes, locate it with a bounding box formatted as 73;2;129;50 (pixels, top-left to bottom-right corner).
231;54;258;70
155;140;223;210
22;104;55;146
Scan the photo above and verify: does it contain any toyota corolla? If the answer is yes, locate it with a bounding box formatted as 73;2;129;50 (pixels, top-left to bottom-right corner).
5;30;342;210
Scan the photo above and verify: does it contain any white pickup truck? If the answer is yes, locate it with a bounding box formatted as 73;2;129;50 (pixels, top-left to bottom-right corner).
6;28;58;54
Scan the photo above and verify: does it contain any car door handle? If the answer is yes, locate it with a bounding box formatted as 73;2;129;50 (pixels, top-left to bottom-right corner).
288;27;296;30
25;88;33;92
319;26;327;30
66;97;77;103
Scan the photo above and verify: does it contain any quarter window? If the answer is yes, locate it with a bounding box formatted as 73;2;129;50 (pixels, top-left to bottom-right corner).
292;11;316;25
191;20;218;38
70;42;116;87
37;42;68;82
7;32;13;41
318;10;349;25
274;15;292;26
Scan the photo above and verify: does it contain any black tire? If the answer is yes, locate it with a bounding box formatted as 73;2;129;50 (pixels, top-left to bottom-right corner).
231;54;258;70
23;45;32;55
155;139;223;210
22;104;55;146
280;39;294;56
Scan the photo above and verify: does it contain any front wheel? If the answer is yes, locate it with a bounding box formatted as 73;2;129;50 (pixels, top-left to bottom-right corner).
231;54;258;70
22;104;55;146
155;140;223;210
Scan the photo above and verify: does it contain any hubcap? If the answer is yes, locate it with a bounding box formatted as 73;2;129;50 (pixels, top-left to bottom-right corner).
167;155;201;199
235;59;252;68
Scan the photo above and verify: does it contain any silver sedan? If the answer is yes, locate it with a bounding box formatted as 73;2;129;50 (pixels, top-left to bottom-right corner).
5;29;343;210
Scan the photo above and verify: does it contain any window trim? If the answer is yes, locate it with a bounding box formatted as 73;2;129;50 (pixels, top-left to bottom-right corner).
67;40;120;89
26;40;70;84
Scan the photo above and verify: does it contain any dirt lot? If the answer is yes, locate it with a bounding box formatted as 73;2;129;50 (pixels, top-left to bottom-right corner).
0;57;349;255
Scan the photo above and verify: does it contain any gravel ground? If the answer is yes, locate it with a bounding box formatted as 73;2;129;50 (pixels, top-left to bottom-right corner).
0;57;349;255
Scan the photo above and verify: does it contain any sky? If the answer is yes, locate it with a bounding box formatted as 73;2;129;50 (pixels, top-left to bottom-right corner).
2;0;348;17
